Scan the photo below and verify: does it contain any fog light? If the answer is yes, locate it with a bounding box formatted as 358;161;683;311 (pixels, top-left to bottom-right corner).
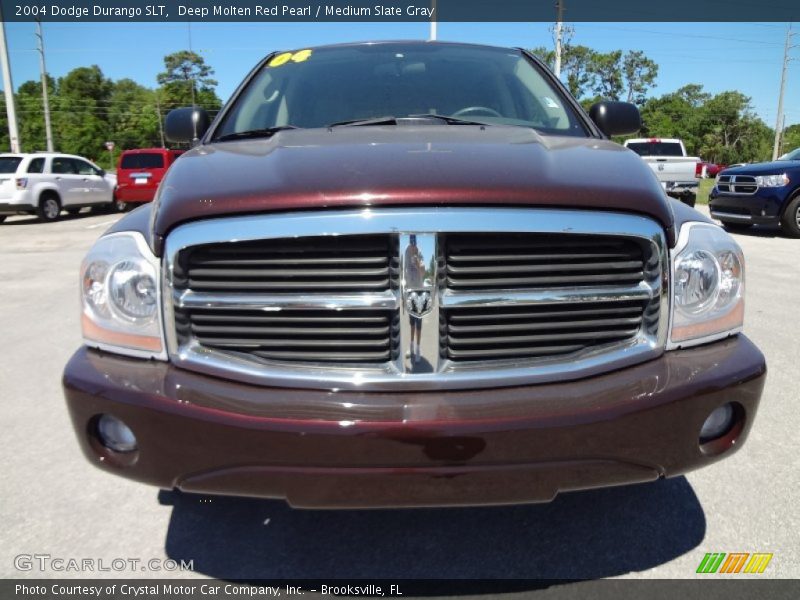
97;414;137;453
700;403;734;442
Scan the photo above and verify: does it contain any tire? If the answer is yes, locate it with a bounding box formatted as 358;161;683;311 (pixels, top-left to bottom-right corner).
0;215;6;224
108;197;127;213
780;194;800;238
721;221;753;231
682;193;696;208
66;207;82;216
37;193;61;222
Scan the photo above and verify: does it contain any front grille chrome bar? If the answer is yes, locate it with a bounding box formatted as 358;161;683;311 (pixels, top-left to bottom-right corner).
440;283;656;309
175;290;399;311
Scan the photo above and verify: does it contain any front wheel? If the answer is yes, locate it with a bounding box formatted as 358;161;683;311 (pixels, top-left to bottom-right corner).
37;193;61;222
780;195;800;238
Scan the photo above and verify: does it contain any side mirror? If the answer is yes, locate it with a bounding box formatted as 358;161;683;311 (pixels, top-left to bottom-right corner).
98;168;106;177
589;101;641;137
165;107;211;143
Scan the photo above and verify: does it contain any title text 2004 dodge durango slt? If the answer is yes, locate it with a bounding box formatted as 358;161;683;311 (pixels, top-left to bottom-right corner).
62;42;766;508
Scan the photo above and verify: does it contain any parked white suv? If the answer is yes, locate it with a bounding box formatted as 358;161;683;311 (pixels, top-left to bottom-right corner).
0;153;120;223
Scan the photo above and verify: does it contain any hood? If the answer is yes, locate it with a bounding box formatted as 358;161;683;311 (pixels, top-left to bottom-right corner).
153;126;675;250
721;159;800;176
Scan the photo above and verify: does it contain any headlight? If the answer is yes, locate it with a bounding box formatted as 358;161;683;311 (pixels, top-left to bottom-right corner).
755;173;789;187
668;223;744;348
80;232;165;359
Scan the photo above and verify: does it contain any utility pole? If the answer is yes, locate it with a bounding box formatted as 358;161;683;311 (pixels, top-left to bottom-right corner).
35;19;54;152
772;24;795;161
187;22;196;106
0;12;21;152
155;97;165;148
554;0;564;78
429;0;437;41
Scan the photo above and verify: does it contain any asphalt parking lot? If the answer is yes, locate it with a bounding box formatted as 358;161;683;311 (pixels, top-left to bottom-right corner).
0;206;797;582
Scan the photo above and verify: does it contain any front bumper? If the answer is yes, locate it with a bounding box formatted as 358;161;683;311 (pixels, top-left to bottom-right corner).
709;188;786;225
0;197;36;214
662;181;698;194
62;335;766;508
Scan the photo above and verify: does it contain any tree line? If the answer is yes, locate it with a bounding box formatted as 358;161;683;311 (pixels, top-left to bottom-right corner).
534;44;798;164
2;45;798;166
0;51;222;168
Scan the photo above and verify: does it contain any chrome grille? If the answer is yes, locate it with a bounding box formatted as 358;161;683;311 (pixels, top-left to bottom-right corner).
444;300;651;361
441;233;660;362
178;234;394;292
444;233;646;289
717;175;757;195
173;234;398;365
177;308;398;363
164;208;668;391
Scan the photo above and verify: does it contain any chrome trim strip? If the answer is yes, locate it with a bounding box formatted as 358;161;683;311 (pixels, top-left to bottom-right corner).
175;290;399;310
163;207;665;246
441;283;655;308
163;207;669;391
172;335;655;392
710;211;753;222
715;190;759;197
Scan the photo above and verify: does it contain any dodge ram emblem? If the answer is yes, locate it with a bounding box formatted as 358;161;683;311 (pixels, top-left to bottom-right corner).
405;290;433;317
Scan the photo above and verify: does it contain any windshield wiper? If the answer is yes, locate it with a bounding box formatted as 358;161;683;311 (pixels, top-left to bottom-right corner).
408;113;491;126
327;116;398;128
328;114;492;128
215;126;299;141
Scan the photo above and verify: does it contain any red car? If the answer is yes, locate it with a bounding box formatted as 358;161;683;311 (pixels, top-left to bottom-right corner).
114;148;183;205
698;161;725;178
62;42;765;508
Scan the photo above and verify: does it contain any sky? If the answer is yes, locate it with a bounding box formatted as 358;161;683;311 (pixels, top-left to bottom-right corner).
3;21;799;128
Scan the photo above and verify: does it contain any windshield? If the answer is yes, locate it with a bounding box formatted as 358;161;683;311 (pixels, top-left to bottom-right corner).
214;43;587;138
120;153;164;169
0;157;23;173
778;147;800;161
626;142;684;157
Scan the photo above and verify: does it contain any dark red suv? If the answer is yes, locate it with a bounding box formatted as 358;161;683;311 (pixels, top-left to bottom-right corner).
115;148;183;205
63;42;765;508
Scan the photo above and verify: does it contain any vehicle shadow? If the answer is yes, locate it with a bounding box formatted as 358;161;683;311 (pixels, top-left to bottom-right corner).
720;224;785;239
1;211;100;226
160;476;705;584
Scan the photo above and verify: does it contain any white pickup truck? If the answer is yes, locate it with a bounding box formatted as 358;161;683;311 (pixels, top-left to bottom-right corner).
624;138;701;207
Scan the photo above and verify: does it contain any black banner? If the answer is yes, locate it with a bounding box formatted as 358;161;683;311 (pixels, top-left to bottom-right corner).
1;0;799;22
4;579;800;599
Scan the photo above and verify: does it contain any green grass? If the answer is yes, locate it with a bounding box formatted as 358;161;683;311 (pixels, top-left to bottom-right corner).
696;178;714;205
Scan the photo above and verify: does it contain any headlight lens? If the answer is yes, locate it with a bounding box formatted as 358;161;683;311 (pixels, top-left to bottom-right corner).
108;260;158;320
755;173;789;187
80;232;165;359
669;223;744;348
